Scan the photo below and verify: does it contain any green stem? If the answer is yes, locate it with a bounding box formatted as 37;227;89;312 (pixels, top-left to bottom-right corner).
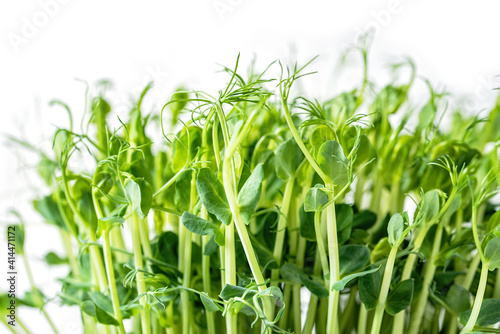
18;317;33;334
92;185;125;334
302;248;322;334
139;217;153;269
201;211;216;334
326;183;340;334
447;254;481;334
282;102;328;182
60;228;80;277
103;230;126;334
62;168;107;291
339;286;358;334
460;262;490;333
22;253;59;333
224;221;237;334
392;188;457;334
271;177;295;283
408;221;444;334
220;105;272;327
132;213;150;334
370;246;398;334
0;318;17;334
357;304;368;334
314;210;330;280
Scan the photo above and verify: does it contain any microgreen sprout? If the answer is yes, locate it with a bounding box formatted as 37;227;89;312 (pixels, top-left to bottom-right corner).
5;50;500;334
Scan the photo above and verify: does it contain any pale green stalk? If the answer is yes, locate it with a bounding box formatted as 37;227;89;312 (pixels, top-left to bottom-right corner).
271;177;295;284
103;229;126;334
302;248;322;334
220;105;273;328
132;213;150;334
371;246;398;334
460;263;490;333
408;222;444;334
92;185;126;334
393;188;458;334
357;305;368;334
314;210;330;280
22;253;58;334
325;183;340;334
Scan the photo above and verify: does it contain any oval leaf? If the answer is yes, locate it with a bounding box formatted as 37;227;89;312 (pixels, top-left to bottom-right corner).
339;245;370;276
316;140;349;185
196;168;231;225
237;164;264;224
385;278;414;316
181;212;224;246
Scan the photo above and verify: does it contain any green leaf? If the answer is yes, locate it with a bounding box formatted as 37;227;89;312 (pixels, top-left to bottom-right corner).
94;171;114;198
196;168;232;225
460;299;500;326
332;266;380;291
336;204;353;245
445;285;471;315
484;237;500;269
317;140;349;185
169;88;189;126
33;195;66;230
96;216;124;239
486;211;500;233
220;284;257;301
237;164;264;224
387;213;404;247
310;125;335;153
124;178;144;218
299;204;316;241
200;293;223;312
339;245;370;276
171;126;202;172
89;292;115;315
174;170;192;212
275;138;304;181
81;300;119;326
181;212;224;246
352;210;377;229
304;185;329;212
359;266;381;310
44;252;68;265
421;190;440;221
136;178;153;218
280;263;329;298
385;279;414;315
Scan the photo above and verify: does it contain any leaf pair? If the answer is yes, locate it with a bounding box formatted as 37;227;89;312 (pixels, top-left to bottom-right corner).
197;164;264;225
359;268;414;316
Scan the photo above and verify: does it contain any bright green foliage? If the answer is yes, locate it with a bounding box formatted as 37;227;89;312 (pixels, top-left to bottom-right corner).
6;51;500;334
385;279;414;315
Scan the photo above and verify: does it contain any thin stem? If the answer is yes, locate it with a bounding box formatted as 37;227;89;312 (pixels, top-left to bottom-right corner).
303;248;322;334
0;318;17;334
460;262;490;333
22;254;58;334
282;102;328;182
103;230;126;334
326;183;340;334
314;210;330;280
370;246;398;334
357;305;368;334
92;184;125;334
271;177;295;284
408;221;444;334
132;213;150;334
224;221;237;334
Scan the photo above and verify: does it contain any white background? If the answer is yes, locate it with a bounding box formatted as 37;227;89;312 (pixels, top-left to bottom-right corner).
1;1;500;333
